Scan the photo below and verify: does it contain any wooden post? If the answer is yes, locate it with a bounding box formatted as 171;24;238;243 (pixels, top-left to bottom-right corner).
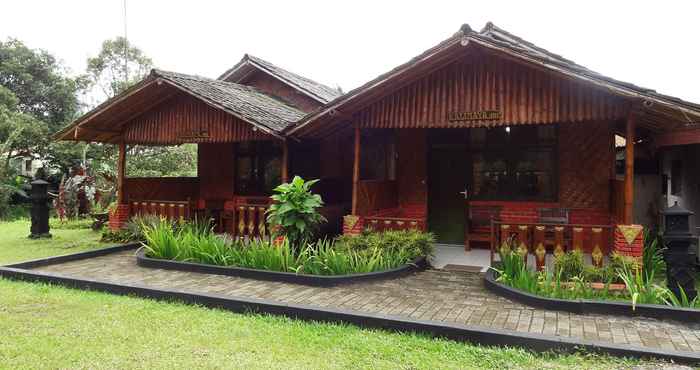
351;126;361;215
117;141;126;204
624;113;635;224
281;140;289;184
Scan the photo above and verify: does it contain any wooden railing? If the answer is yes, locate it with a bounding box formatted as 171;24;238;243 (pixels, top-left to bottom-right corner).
364;216;427;232
221;204;271;239
490;220;614;271
131;200;192;220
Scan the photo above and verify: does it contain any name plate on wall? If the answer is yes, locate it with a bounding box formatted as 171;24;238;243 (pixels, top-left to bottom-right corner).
448;111;502;122
177;129;210;141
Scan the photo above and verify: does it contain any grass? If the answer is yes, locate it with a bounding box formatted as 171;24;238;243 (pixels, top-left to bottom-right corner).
0;219;106;264
0;279;648;370
0;219;663;369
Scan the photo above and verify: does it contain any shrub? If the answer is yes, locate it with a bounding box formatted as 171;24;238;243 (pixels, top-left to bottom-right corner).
100;214;164;243
582;265;615;283
267;176;326;247
335;229;435;258
141;221;432;275
553;250;585;281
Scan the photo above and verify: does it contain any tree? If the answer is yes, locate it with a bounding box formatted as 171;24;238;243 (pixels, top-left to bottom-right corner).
0;39;83;131
0;86;39;216
82;37;196;179
0;38;87;182
84;37;152;102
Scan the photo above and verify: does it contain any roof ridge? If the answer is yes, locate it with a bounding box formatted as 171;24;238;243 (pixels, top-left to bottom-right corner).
218;54;343;103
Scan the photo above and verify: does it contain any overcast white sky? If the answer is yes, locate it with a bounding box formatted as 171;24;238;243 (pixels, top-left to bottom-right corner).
1;0;699;105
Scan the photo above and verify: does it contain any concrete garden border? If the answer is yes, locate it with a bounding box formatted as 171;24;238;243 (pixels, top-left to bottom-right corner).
1;246;699;364
135;247;428;287
483;268;700;324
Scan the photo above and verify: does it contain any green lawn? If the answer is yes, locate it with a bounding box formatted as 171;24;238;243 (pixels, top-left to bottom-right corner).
0;219;660;369
0;219;106;264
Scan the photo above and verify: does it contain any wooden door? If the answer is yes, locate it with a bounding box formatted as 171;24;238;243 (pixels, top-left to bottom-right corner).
428;133;469;244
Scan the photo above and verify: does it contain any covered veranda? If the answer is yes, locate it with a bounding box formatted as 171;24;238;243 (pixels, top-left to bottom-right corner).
53;69;352;238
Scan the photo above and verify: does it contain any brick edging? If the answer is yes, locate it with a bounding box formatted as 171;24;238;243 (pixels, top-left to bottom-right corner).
483;269;700;324
0;264;698;364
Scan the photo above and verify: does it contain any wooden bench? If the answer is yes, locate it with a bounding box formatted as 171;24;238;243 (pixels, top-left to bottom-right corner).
465;205;502;251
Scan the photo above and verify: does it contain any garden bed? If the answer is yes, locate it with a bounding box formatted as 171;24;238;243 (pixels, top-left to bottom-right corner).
136;247;427;287
484;268;700;324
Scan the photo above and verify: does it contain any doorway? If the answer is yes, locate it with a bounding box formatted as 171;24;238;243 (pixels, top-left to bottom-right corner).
427;130;469;245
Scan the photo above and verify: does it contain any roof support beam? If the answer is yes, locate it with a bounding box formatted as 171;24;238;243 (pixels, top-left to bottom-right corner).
117;141;127;205
624;113;635;224
351;126;361;215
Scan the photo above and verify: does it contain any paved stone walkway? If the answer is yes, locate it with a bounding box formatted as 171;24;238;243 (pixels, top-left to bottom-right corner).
33;250;700;354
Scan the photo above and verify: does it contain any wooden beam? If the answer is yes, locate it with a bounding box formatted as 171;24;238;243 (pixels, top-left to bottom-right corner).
117;141;127;205
655;127;700;147
624;113;635;224
281;140;289;183
351;126;361;215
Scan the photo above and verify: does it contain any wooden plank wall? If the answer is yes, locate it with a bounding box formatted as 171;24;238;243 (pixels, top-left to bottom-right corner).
123;94;273;145
354;51;627;129
123;177;199;202
198;143;236;200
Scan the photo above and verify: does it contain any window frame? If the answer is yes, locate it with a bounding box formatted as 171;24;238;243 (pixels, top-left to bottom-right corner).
470;125;559;202
234;141;282;196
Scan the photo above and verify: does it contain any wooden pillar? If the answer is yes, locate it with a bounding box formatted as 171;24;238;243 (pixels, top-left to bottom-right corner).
624;113;635;224
117;141;126;204
351;126;361;215
281;140;289;184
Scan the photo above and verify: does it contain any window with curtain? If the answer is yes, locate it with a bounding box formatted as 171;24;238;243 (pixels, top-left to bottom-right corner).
235;141;282;195
471;125;557;201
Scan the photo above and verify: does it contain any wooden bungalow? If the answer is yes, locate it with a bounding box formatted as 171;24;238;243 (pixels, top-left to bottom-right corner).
56;23;700;264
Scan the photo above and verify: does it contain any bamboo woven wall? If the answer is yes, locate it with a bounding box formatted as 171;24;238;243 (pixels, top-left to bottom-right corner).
123;94;273;145
558;121;614;210
355;53;627;129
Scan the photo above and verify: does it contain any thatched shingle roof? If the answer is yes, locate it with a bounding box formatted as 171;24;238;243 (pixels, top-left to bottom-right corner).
218;54;342;104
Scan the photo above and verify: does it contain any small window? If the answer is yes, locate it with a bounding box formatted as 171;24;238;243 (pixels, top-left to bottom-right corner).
25;159;32;172
671;160;682;196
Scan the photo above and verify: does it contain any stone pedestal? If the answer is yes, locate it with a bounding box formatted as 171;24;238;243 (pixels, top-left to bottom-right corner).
661;202;697;301
29;179;51;239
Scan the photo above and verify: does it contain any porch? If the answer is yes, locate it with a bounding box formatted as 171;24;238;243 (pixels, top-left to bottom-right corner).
345;118;637;269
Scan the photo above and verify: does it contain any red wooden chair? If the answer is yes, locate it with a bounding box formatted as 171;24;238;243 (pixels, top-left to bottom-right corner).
465;205;502;251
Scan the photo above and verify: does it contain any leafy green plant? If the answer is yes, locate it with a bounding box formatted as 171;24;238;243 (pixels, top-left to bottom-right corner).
553;250;585;281
267;176;326;247
615;259;666;310
661;284;700;308
642;229;666;283
141;221;432;276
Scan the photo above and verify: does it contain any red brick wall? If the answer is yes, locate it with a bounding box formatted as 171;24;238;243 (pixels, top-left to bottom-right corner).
108;204;130;231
